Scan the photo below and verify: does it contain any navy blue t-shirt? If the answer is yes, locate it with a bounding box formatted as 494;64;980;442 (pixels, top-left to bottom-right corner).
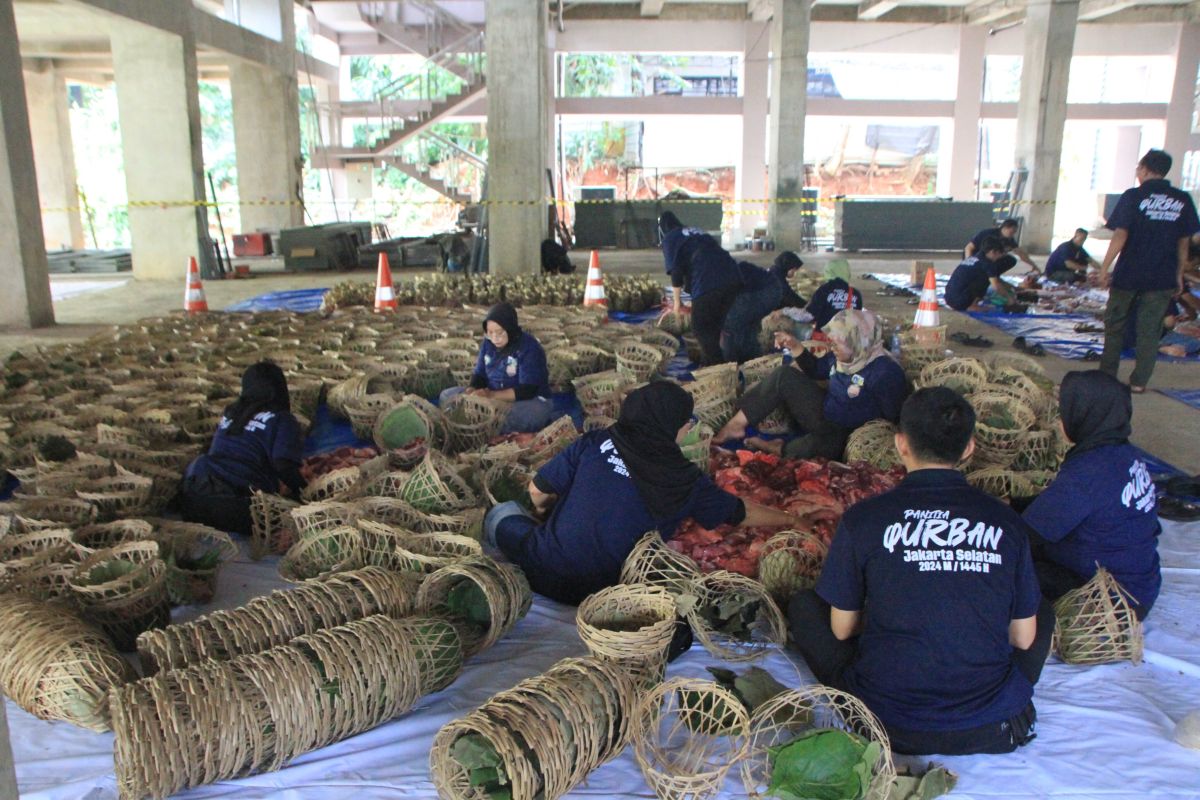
816;469;1042;732
737;261;777;292
188;409;304;494
1106;178;1200;291
969;228;1018;253
662;227;741;299
806;279;862;330
1045;240;1091;275
471;332;550;398
801;354;906;430
497;430;742;604
1023;444;1161;613
944;255;1017;311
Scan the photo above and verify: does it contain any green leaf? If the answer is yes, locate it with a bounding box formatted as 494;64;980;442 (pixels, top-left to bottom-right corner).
767;729;874;800
451;734;511;800
892;766;958;800
445;580;491;627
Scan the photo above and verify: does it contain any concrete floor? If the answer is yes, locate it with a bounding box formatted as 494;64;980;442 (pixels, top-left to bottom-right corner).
3;248;1198;473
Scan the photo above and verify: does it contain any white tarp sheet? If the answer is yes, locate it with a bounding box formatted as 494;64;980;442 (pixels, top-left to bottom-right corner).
11;521;1200;800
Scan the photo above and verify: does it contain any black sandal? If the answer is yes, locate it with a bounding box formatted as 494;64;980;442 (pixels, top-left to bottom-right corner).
950;332;994;348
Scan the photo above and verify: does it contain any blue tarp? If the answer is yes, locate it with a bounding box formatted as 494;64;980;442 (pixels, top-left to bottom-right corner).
226;288;328;313
1158;388;1200;412
304;402;373;456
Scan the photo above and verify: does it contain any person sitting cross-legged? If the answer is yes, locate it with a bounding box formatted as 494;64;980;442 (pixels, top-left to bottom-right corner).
787;387;1054;756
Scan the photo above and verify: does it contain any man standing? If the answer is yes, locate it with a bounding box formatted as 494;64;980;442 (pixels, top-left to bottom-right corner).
1099;149;1200;392
965;218;1040;273
1044;228;1097;284
787;387;1053;755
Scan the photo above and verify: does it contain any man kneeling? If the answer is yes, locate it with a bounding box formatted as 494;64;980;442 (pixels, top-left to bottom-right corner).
787;387;1053;755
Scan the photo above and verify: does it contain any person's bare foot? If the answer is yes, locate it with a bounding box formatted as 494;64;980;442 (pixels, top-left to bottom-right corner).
744;436;783;456
1160;345;1187;357
714;411;749;444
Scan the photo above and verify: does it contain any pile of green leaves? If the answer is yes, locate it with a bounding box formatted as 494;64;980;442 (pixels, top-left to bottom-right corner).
981;409;1017;430
38;435;77;462
678;590;761;640
170;547;223;572
77;559;137;587
767;729;880;800
679;667;793;736
444;580;491;630
487;471;531;506
451;734;512;800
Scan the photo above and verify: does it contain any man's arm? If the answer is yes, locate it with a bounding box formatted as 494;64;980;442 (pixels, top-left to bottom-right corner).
528;480;557;518
989;276;1016;301
1009;615;1036;650
741;501;806;528
1180;237;1192;295
1098;228;1129;287
831;607;862;641
964;241;977;259
1013;247;1040;272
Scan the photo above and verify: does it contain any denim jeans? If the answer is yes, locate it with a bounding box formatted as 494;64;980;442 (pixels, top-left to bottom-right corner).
722;280;784;364
482;500;537;549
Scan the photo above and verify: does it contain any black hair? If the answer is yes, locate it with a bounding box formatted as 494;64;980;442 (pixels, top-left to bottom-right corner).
1074;228;1089;236
225;361;290;436
1139;149;1172;177
979;235;1006;256
772;251;803;274
900;387;975;465
1000;218;1019;230
658;211;684;239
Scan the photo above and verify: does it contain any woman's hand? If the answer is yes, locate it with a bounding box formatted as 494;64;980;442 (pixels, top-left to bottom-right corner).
773;331;801;353
469;388;492;399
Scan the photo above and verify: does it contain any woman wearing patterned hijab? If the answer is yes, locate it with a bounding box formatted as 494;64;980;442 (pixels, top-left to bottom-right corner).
715;308;908;459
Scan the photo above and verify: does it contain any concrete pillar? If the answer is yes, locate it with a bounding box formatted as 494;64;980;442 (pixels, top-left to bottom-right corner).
738;22;769;238
949;25;986;201
485;0;549;274
1013;0;1078;252
0;0;54;328
111;21;211;280
230;61;304;232
23;65;85;251
1164;23;1200;185
766;0;810;251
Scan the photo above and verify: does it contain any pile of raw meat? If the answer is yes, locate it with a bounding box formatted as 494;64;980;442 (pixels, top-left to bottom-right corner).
299;446;380;482
668;450;906;576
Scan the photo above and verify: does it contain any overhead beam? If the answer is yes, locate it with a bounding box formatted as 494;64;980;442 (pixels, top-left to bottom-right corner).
963;0;1028;23
1078;0;1139;19
748;0;775;20
857;0;899;19
640;0;668;16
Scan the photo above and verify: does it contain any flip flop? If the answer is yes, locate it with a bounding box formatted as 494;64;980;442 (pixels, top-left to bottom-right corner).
950;332;994;348
1073;323;1105;334
1157;496;1200;522
1027;343;1046;357
1082;350;1101;362
1130;384;1146;394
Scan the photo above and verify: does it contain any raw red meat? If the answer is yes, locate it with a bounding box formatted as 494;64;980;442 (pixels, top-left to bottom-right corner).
300;445;381;481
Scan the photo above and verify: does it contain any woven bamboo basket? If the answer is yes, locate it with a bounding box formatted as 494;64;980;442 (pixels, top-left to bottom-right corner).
290;500;355;540
399;452;478;514
843;419;901;470
12;496;96;526
739;355;785;390
407;362;456;398
353;519;415;570
416;556;531;657
482;461;533;507
0;549;81;601
278;525;364;582
344;393;396;440
430;655;636;800
577;584;677;686
70;519;155;554
689;363;739;402
326;373;369;418
633;677;750;800
988;351;1048;380
740;686;895;800
573;370;632;419
965;467;1036;500
989;367;1054;420
639;326;684;354
693;396;737;433
621;531;703;597
151;521;239;605
547;350;581;390
583;415;617;432
372;401;433;467
75;469;155;521
135;566;418;673
969;391;1037;466
416;508;485;539
68;541;170;651
523;414;579;467
684;570;787;663
1011;428;1063;472
1054;567;1143;665
249;491;299;559
616;340;668;383
394;532;483;575
757;530;829;606
0;595;135;731
350;495;425;529
443;393;506;453
0;527;76;561
570;343;614;374
112;615;463;800
301;465;365;503
917;357;990;395
679;423;715;473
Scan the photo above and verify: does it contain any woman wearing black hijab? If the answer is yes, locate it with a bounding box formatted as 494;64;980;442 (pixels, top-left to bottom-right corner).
659;211;744;365
180;362;306;536
439;302;557;433
480;382;804;605
1023;370;1162;619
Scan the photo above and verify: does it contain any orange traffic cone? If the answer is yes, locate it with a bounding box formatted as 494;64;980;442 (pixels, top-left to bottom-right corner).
374;252;397;311
582;250;607;307
913;267;940;327
184;256;208;314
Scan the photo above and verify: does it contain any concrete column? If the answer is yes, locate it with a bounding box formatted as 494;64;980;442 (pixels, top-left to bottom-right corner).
230;61;304;231
0;0;54;328
949;25;986;201
766;0;810;251
485;0;549;274
1164;23;1200;185
23;65;85;251
1013;0;1078;252
111;21;210;280
738;22;769;238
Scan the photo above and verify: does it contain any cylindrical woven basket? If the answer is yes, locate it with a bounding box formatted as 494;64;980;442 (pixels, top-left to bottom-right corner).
372;401;432;467
75;470;155;522
577;584;677;686
616;340;669;383
151;520;239;606
621;531;703;597
112;615;463;800
399;452;478;515
68;540;170;651
393;532;483;575
442;393;506;453
301;465;364;503
739;686;895;800
249;490;299;559
71;519;155;554
350;495;425;529
416;508;485;539
678;423;715;474
633;677;750;800
573;370;632;419
278;525;364;582
756;530;829;606
739;355;785;390
290;500;355;540
482;461;534;507
685;570;787;663
135;566;418;673
968;391;1037;466
965;466;1036;501
416;556;532;657
693;396;737;431
917;357;989;395
0;595;135;731
843;419;901;470
1010;428;1063;472
522;414;579;468
429;656;638;800
1054;566;1143;665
